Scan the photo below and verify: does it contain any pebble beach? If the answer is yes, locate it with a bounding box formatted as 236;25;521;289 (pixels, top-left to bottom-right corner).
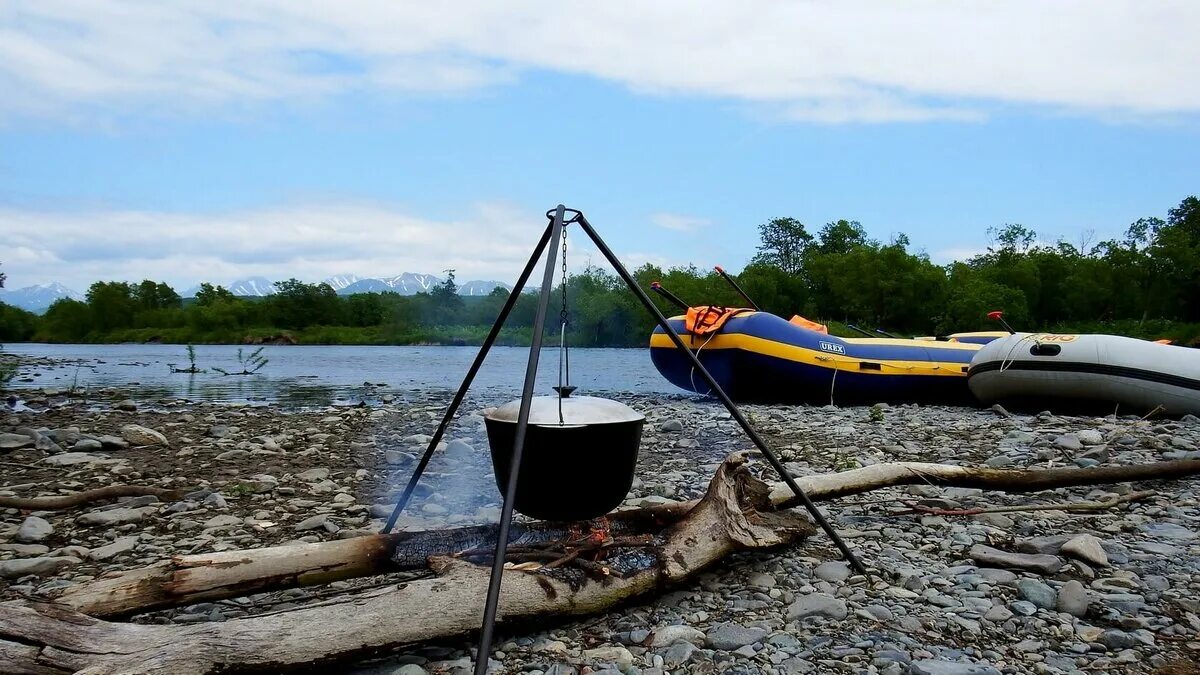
2;386;1199;675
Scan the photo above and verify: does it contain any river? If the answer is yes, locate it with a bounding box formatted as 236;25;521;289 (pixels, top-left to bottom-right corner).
2;343;683;406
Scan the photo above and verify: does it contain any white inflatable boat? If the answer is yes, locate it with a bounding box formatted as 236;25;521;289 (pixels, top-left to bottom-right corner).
968;333;1200;415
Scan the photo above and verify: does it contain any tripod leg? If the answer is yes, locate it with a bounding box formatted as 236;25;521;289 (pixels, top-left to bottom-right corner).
575;213;868;576
474;206;565;675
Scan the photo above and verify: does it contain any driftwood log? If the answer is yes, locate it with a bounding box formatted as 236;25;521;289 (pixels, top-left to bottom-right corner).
46;459;1200;620
0;451;812;674
2;456;1199;674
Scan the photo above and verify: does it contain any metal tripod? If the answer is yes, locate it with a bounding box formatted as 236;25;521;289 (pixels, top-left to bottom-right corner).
379;205;867;675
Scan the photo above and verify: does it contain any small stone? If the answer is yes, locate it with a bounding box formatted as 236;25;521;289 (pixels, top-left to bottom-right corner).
1097;629;1140;650
1061;534;1109;567
969;544;1061;574
76;507;154;527
1054;435;1082;452
813;561;852;582
650;625;705;647
293;514;328;531
705;623;767;650
42;452;106;466
909;659;1001;675
1010;601;1039;616
662;641;699;667
72;438;104;451
385;450;416;466
15;516;53;543
582;645;633;671
982;605;1013;623
390;665;428;675
120;424;168;447
787;593;848;620
1077;429;1104;445
96;435;128;449
659;420;684;432
89;536;139;561
204;515;243;529
1057;580;1089;617
1017;578;1057;609
0;432;35;450
296;468;330;481
113;399;137;411
0;556;81;579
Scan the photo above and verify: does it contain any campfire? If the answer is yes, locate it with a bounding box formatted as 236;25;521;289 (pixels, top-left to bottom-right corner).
452;516;658;578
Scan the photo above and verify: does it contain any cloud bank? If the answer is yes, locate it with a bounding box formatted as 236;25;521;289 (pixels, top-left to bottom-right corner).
2;1;1198;123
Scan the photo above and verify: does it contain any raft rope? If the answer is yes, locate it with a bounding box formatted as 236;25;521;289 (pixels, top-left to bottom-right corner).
688;330;720;394
998;333;1040;373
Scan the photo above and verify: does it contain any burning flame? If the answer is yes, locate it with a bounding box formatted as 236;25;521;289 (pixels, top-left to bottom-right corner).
587;517;611;546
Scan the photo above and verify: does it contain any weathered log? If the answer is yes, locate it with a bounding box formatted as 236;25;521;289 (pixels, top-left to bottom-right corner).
52;458;1200;619
773;458;1200;505
0;486;187;511
58;513;667;619
0;451;812;674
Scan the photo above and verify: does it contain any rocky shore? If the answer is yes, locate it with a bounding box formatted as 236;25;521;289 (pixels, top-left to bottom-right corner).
2;389;1198;675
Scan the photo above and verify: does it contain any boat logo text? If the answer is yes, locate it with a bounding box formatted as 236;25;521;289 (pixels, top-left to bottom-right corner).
818;341;846;355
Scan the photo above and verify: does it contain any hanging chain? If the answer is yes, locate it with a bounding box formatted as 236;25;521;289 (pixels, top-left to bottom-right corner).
559;226;569;327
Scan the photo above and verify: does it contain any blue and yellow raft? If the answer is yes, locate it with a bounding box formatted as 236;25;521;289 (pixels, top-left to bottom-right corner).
650;310;1003;405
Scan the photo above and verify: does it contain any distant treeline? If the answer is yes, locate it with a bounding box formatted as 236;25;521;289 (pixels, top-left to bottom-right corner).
1;195;1199;347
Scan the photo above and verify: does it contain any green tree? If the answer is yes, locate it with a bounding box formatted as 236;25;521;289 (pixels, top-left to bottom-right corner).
751;217;813;276
41;298;95;341
266;279;342;329
194;283;237;306
85;281;136;331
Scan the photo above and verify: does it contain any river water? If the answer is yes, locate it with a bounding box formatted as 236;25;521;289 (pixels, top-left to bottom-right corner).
2;343;682;406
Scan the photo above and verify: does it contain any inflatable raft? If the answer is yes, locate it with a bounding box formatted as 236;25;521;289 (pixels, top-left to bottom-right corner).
968;333;1200;415
650;310;998;405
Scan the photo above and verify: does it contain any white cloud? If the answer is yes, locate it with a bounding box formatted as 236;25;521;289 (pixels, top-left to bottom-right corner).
651;213;710;232
2;1;1198;124
0;202;563;291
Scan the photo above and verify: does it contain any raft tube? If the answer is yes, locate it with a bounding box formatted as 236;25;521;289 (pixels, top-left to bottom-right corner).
650;311;986;405
968;333;1200;416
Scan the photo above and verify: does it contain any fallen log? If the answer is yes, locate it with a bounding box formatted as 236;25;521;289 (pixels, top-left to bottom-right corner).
0;486;187;511
52;458;1200;619
0;451;812;674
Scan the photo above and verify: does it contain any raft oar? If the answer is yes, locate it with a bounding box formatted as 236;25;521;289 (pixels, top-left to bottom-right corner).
874;328;903;339
846;323;877;338
988;310;1016;334
714;265;761;311
650;281;690;311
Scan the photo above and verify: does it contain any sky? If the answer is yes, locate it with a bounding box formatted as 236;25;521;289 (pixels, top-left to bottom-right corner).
2;1;1199;293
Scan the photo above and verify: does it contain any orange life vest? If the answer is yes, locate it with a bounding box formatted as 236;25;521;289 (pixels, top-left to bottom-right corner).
788;315;828;334
684;306;753;336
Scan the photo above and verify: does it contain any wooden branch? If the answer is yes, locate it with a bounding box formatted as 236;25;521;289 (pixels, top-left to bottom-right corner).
902;490;1156;516
0;452;813;675
0;486;187;511
770;459;1200;507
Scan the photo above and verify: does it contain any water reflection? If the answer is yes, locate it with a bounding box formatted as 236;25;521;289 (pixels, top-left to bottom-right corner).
3;343;678;407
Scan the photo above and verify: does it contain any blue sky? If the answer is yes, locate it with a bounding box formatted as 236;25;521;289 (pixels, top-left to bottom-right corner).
2;2;1198;292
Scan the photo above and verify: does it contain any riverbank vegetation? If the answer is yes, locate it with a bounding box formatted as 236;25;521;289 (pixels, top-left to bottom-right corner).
1;195;1198;347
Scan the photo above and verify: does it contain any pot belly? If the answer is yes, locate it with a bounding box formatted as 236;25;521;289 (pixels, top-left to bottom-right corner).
484;419;644;521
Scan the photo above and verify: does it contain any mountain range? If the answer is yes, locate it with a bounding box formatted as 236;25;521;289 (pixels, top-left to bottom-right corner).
0;282;83;314
1;274;510;314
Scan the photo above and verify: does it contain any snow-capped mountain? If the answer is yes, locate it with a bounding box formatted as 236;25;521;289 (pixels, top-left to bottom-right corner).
383;272;440;294
0;282;82;314
459;280;509;296
179;274;510;298
322;274;361;291
226;277;278;297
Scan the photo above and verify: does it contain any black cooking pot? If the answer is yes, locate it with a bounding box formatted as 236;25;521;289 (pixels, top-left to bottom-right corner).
484;395;645;521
